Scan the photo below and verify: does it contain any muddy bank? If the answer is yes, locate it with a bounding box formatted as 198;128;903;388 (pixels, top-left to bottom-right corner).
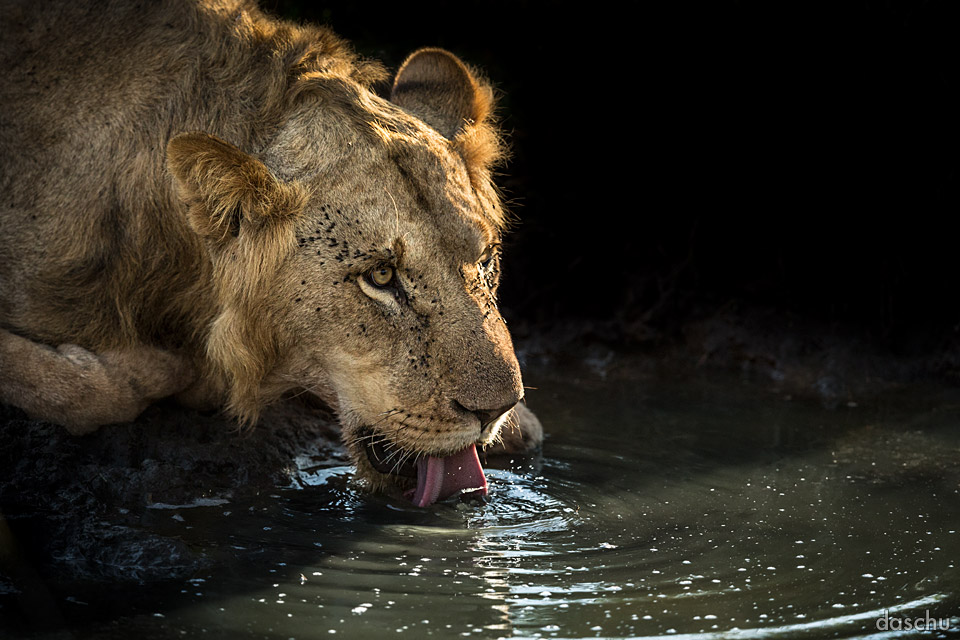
514;304;960;409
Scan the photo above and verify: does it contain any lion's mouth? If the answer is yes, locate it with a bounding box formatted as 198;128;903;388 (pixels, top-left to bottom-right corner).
363;439;488;507
364;438;419;478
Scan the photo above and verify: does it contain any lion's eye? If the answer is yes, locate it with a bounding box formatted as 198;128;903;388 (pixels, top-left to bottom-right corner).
368;266;394;287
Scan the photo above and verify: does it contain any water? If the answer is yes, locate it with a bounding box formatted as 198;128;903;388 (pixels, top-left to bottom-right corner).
13;358;960;638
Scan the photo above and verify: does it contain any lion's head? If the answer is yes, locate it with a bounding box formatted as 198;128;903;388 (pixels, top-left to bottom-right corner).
167;48;526;505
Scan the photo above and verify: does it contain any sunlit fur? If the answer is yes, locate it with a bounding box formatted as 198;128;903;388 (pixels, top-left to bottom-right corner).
0;0;539;490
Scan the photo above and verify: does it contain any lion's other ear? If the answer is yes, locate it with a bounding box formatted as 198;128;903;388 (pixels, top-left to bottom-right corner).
166;132;306;241
390;48;494;140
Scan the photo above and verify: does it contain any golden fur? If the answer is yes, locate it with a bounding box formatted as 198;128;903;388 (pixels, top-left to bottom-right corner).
0;0;541;494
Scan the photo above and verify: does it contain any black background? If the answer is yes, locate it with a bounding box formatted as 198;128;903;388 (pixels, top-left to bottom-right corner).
270;1;957;353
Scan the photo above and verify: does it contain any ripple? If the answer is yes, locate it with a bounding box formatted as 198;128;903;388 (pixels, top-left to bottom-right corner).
618;594;952;639
459;468;577;537
261;420;960;639
65;373;960;640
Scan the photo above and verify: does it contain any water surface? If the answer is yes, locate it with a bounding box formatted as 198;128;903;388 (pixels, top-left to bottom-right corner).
22;358;960;638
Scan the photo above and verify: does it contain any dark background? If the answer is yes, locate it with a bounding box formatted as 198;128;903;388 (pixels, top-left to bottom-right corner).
270;1;958;355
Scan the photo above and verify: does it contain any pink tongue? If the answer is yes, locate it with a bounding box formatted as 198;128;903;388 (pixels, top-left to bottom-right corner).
408;443;488;507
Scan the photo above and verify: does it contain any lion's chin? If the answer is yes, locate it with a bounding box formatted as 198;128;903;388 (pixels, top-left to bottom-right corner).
355;436;488;507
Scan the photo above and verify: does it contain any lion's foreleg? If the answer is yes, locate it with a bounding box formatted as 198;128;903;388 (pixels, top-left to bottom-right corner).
0;328;194;434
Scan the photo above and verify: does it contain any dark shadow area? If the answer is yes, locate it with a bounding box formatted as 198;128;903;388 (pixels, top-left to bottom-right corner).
267;0;958;366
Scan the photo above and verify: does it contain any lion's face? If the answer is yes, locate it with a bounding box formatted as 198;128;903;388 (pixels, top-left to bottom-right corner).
168;48;524;504
275;120;522;499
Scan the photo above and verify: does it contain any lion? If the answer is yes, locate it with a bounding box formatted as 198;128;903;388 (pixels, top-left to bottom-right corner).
0;0;541;507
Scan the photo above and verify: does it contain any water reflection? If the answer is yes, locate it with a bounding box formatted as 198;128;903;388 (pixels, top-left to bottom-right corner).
11;361;960;639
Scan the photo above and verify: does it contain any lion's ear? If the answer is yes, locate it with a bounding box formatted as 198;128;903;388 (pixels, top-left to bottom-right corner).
166;132;306;242
390;48;494;140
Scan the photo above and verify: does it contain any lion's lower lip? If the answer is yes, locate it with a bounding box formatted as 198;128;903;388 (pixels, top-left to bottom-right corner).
363;439;418;478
